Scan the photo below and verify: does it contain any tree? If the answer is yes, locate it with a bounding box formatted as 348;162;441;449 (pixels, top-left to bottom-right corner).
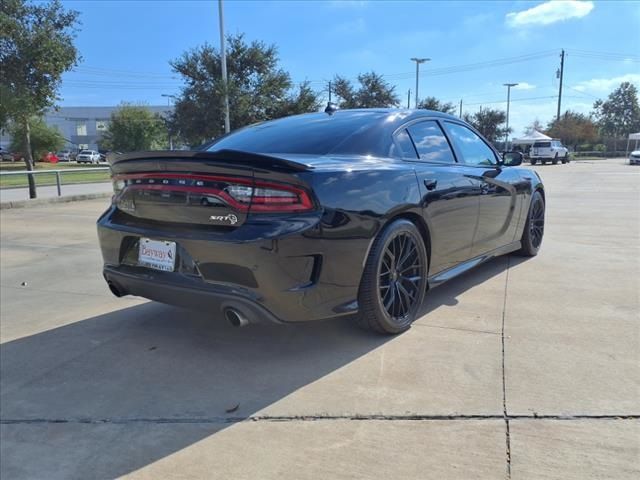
524;119;545;135
592;82;640;150
275;81;322;118
170;34;320;146
463;107;510;143
101;104;168;152
9;117;64;158
1;0;80;198
417;96;457;115
546;110;598;151
332;72;399;109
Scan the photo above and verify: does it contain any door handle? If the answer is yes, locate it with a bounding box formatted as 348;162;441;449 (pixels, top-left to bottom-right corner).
424;179;438;191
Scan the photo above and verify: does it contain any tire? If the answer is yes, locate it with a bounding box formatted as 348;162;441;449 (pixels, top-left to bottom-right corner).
541;159;547;165
530;159;537;165
552;154;558;165
356;219;428;334
517;190;545;257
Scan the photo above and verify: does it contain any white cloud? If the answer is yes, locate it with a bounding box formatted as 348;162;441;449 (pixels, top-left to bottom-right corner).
573;73;640;93
506;1;594;27
514;82;536;91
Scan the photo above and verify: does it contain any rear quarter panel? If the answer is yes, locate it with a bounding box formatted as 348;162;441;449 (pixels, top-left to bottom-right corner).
306;160;423;240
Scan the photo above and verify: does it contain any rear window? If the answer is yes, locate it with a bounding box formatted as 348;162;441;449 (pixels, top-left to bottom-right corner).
207;112;389;156
406;121;456;163
534;142;551;148
80;150;91;154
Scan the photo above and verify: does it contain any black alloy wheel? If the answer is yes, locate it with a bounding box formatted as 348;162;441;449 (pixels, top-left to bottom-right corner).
357;219;428;334
518;190;545;256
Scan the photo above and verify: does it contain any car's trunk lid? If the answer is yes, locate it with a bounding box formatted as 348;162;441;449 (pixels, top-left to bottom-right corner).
109;149;314;228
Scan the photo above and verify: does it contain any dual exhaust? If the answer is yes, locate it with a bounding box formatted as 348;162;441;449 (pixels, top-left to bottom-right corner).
107;281;252;328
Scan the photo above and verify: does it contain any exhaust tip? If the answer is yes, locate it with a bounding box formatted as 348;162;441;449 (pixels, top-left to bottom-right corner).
224;308;249;328
107;281;124;298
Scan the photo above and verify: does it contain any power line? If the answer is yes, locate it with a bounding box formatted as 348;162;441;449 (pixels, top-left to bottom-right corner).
68;48;638;88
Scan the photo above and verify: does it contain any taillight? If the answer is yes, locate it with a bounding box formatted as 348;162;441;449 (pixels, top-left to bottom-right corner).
113;174;314;213
226;182;313;212
112;178;126;195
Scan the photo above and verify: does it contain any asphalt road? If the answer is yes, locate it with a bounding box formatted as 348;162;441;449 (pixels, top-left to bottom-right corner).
1;159;638;479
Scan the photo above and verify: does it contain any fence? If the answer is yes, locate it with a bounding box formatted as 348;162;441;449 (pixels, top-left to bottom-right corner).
0;167;111;197
572;151;631;158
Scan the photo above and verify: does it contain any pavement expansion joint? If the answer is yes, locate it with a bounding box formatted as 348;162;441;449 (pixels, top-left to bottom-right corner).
501;256;512;479
2;414;638;425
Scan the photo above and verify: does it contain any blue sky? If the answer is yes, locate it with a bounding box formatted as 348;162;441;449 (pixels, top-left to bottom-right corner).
59;0;640;134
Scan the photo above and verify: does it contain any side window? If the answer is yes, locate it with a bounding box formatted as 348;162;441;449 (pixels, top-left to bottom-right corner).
406;121;456;163
391;129;418;159
443;122;497;166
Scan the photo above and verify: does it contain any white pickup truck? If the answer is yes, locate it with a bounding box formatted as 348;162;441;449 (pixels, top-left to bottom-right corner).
529;140;569;165
76;150;101;164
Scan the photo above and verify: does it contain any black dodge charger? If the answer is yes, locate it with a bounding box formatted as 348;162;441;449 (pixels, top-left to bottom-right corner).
98;109;545;334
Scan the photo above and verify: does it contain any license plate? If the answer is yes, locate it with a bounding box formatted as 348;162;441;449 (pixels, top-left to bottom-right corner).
138;238;176;272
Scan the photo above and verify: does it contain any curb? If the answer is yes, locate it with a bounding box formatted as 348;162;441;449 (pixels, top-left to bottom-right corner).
0;192;112;210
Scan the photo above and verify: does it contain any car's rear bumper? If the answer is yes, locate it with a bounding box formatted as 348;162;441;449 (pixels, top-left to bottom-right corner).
103;265;284;324
97;206;368;323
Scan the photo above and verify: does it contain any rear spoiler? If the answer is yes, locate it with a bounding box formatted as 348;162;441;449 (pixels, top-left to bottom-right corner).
109;149;313;174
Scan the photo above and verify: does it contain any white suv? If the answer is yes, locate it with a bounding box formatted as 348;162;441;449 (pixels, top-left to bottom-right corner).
76;150;101;164
530;140;569;165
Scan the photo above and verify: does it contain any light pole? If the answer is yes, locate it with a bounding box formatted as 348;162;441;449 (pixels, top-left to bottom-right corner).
410;57;430;108
503;83;518;149
218;0;230;134
161;94;176;150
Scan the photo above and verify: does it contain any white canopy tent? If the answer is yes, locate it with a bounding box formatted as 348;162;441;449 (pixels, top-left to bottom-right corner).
512;131;552;145
627;132;640;153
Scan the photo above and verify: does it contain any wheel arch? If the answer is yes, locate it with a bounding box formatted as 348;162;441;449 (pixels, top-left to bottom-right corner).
381;212;432;268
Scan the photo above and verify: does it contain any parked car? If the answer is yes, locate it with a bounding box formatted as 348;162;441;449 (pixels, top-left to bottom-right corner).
529;140;569;165
76;149;101;164
56;150;72;162
41;151;59;163
0;148;15;162
98;109;545;335
98;150;110;162
629;150;640;165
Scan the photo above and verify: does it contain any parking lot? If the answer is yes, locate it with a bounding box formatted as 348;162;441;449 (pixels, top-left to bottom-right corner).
0;158;638;479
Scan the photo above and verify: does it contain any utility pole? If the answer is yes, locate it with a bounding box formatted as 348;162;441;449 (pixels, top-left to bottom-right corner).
161;94;176;150
556;49;565;121
218;0;230;134
459;99;463;117
407;89;411;109
410;57;430;108
503;83;518;148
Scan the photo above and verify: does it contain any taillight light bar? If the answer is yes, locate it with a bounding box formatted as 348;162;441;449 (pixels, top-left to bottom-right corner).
112;173;314;213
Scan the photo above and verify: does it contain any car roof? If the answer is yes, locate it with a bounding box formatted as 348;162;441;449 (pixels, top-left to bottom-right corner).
282;108;459;126
206;108;463;157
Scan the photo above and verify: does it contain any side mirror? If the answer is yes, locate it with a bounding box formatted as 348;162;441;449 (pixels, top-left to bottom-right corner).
502;151;523;167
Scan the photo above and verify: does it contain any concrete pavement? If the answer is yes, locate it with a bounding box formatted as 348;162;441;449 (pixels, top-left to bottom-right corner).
0;182;112;203
0;159;638;479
